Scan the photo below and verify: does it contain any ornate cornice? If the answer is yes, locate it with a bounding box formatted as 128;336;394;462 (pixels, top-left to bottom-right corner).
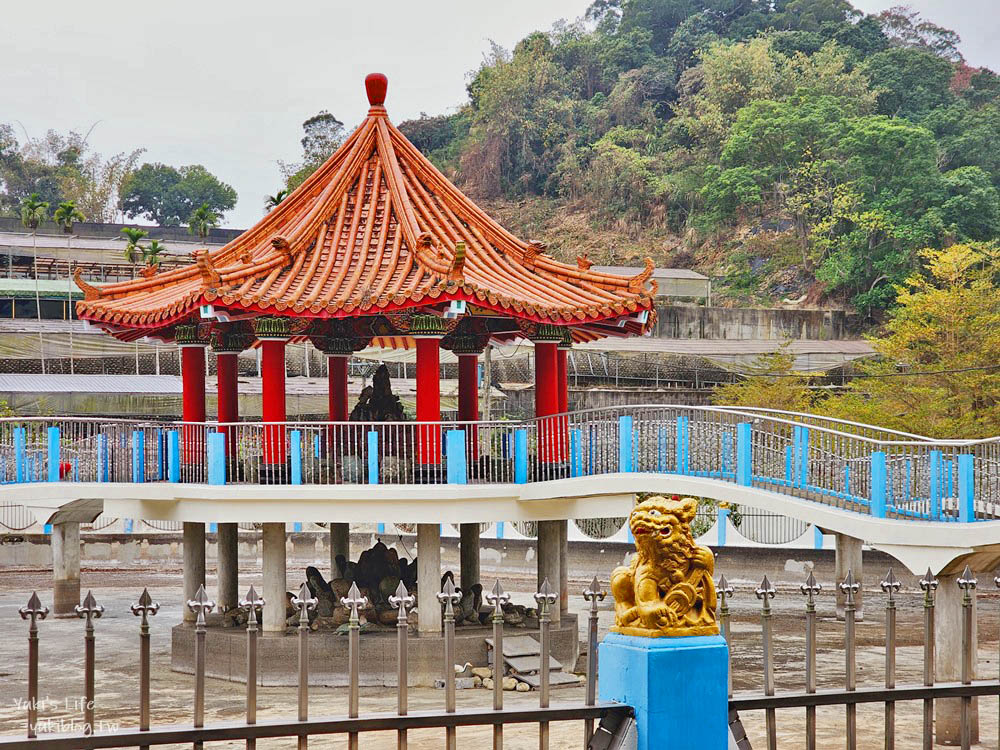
211;326;253;354
529;323;565;343
252;316;292;340
174;322;211;347
409;314;448;338
442;333;487;356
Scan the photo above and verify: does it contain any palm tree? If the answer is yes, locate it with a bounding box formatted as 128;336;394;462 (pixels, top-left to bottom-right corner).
143;239;167;267
53;201;85;234
19;194;49;373
265;189;289;212
121;227;149;268
188;203;219;240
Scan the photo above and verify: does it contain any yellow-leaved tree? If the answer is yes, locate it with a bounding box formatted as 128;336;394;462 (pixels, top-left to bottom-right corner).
822;244;1000;438
711;345;814;412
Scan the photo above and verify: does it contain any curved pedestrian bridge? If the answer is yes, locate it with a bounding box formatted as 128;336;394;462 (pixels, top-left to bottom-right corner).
4;405;999;572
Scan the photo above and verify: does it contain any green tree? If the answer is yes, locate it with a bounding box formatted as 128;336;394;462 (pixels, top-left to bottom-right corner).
711;346;813;411
143;239;167;266
823;244;1000;438
120;227;148;265
264;189;288;212
939;166;1000;241
188;202;219;240
279;111;347;191
19;193;49;230
863;47;955;120
121;163;236;226
52;200;85;233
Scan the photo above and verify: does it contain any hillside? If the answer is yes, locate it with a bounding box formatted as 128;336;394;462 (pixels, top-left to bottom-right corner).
397;1;1000;318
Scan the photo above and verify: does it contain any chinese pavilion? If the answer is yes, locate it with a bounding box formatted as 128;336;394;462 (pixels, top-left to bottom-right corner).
73;74;657;644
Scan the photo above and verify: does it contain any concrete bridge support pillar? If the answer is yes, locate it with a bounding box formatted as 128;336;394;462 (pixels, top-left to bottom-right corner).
417;523;442;634
216;523;239;613
459;523;480;591
537;520;561;626
936;572;978;745
330;523;350;574
51;521;80;616
182;522;206;623
834;534;863;621
261;523;287;633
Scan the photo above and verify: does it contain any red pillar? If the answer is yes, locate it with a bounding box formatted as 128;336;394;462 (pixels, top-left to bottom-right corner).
457;352;479;460
181;344;207;463
260;339;287;466
534;341;559;463
216;352;239;456
415;336;442;465
328;355;349;422
557;345;569;462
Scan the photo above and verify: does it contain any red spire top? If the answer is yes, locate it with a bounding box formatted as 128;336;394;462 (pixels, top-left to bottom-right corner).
365;73;388;108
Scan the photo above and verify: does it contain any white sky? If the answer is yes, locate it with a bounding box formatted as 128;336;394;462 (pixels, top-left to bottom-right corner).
2;0;997;229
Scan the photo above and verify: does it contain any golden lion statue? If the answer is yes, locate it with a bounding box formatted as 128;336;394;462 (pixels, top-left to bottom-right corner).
610;495;719;637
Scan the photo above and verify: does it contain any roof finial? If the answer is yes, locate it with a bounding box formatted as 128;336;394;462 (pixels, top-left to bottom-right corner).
366;73;388;108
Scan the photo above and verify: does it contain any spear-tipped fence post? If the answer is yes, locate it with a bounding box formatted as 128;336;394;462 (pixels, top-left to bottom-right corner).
75;590;104;736
389;581;415;750
187;583;215;749
755;575;777;750
840;570;860;750
919;569;938;750
485;579;511;750
799;572;821;750
343;582;368;750
881;568;901;749
957;566;977;750
240;586;263;750
583;576;606;748
130;588;159;748
438;575;462;750
19;592;48;739
291;582;317;749
718;574;734;699
535;577;558;750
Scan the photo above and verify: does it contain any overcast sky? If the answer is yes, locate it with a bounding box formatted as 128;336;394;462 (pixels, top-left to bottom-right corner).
2;1;997;229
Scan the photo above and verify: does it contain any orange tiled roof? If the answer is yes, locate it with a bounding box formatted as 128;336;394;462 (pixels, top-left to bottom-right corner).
76;74;657;340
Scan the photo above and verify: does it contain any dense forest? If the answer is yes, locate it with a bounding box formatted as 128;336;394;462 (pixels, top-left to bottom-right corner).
395;1;1000;316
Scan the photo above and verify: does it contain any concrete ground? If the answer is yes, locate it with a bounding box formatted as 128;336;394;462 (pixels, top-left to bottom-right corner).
0;541;996;748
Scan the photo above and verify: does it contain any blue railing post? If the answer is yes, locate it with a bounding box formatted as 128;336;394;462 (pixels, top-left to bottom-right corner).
618;416;634;473
290;430;303;485
156;429;165;480
569;429;582;478
47;427;60;482
929;450;942;519
958;454;975;522
13;426;26;483
446;430;467;484
784;445;793;486
675;415;689;474
717;505;728;546
514;429;528;484
736;422;752;486
793;426;810;488
207;432;226;485
721;430;732;476
870;451;887;518
166;430;180;483
367;430;379;485
96;433;109;483
131;430;145;483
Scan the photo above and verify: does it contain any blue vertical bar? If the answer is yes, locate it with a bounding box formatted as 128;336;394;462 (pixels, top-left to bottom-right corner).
446;430;467;484
929;450;942;519
47;427;60;482
210;522;218;533
72;457;79;482
377;523;385;534
870;451;887;518
618;416;634;473
844;465;851;499
717;506;728;547
675;416;689;475
294;522;303;532
784;445;793;486
14;427;26;482
166;430;180;483
96;433;109;483
814;526;823;549
657;427;668;473
904;459;911;503
958;454;974;522
367;430;379;485
124;519;133;533
290;430;302;485
795;426;810;488
736;423;752;486
207;432;226;485
570;429;582;478
132;430;145;483
314;434;321;458
156;429;165;480
496;521;505;539
946;459;954;498
514;429;527;484
43;524;51;534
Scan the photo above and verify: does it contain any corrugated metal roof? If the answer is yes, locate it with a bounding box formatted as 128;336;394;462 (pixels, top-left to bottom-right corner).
0;374;182;394
0;277;83;298
592;265;709;281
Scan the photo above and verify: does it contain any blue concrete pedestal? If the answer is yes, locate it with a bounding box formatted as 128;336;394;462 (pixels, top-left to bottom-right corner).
599;632;729;750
